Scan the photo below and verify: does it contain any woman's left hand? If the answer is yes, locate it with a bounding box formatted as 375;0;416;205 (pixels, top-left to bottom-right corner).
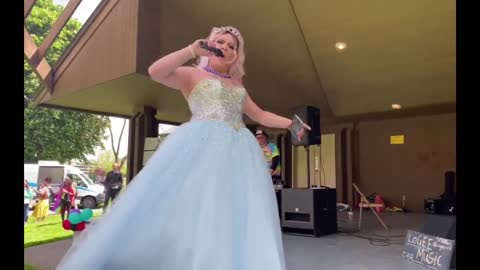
296;123;311;141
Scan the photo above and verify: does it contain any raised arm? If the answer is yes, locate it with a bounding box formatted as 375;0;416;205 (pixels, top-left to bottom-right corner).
147;46;195;92
147;40;212;92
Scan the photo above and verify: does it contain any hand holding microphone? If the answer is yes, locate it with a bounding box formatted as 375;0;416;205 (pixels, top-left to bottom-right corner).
190;39;225;58
199;40;224;57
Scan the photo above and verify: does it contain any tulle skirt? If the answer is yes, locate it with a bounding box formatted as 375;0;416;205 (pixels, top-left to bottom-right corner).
56;119;286;270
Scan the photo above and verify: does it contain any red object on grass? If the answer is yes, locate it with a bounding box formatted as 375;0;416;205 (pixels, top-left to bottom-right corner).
63;220;71;230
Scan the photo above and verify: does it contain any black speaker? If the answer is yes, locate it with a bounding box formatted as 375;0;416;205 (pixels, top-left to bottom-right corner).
424;171;456;215
291;105;321;146
424;198;455;215
281;188;337;237
421;215;456;268
442;171;455;199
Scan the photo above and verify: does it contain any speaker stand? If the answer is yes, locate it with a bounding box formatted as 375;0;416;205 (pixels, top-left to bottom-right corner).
304;145;311;188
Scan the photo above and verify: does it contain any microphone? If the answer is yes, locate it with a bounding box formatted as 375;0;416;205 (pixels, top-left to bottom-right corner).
199;41;224;57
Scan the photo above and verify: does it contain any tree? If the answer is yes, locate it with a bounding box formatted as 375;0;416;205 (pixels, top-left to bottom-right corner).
108;118;128;169
24;0;110;163
96;150;127;176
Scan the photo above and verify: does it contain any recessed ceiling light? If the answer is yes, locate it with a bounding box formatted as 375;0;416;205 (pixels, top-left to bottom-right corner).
335;42;347;50
392;104;402;109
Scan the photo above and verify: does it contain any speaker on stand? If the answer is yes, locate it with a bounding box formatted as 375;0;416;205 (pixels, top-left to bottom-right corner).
280;105;337;237
291;105;321;188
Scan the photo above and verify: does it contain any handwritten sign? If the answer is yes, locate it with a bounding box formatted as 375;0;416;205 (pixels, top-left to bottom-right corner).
402;230;455;270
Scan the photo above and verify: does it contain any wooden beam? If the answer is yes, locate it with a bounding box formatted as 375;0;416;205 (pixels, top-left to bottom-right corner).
31;87;48;108
54;0;117;82
325;103;457;125
24;27;40;66
24;27;53;91
36;59;53;90
38;102;132;118
37;0;83;60
24;0;37;21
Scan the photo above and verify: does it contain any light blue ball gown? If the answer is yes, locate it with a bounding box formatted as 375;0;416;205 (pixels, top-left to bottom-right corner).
56;78;286;270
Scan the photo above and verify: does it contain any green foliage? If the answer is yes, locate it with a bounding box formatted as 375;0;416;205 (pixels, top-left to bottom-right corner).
96;150;128;176
24;0;109;163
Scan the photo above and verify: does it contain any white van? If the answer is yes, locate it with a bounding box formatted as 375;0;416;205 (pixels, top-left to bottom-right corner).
24;161;105;209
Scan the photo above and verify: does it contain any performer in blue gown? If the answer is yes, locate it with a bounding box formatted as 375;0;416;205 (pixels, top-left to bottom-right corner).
56;26;310;270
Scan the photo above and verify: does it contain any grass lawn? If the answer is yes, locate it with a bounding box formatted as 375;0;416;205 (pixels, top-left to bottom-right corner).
24;210;101;248
24;264;42;270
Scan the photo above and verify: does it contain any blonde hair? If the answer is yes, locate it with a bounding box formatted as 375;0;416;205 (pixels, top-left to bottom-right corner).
196;26;246;80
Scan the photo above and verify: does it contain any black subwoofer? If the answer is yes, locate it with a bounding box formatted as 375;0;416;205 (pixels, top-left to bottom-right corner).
281;188;337;237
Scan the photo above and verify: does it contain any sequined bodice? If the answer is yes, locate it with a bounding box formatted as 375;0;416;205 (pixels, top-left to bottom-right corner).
188;78;247;130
